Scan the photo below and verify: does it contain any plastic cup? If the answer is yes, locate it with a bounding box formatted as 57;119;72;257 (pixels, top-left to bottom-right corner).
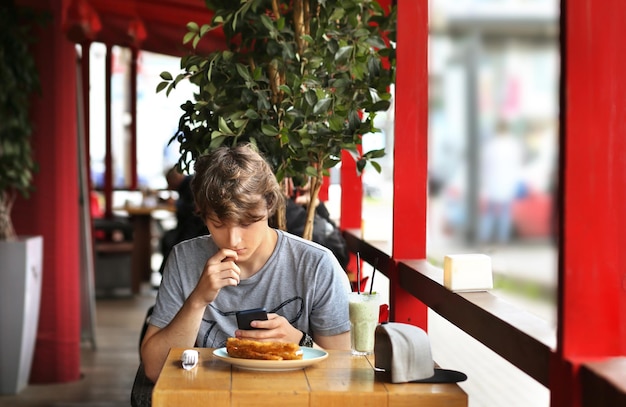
348;292;380;355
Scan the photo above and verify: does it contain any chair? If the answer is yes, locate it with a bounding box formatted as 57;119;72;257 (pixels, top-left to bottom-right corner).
131;305;155;407
139;305;154;353
130;363;153;407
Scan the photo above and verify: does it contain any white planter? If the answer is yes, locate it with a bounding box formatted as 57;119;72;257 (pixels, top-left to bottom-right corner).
0;236;43;395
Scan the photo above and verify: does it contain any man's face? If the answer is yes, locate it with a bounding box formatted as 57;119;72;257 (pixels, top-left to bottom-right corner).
205;211;269;262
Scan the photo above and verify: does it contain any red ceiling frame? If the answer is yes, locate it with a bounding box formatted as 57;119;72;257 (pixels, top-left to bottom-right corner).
65;0;224;56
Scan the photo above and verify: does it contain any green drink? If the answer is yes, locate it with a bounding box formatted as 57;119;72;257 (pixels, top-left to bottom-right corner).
348;292;380;355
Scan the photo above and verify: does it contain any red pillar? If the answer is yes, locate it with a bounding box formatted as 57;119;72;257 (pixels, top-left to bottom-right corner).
13;0;82;384
555;0;626;405
340;150;363;231
340;148;363;281
390;0;429;327
104;43;113;217
129;47;139;190
561;0;626;360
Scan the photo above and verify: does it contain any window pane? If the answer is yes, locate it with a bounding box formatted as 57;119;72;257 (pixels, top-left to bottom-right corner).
427;0;559;322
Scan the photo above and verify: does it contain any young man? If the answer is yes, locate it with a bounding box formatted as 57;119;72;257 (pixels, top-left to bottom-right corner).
141;144;351;382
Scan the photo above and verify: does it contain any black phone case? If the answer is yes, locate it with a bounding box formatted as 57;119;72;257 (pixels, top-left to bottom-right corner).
236;308;268;330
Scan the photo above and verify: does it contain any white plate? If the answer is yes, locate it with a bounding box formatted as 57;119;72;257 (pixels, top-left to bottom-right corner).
212;347;328;371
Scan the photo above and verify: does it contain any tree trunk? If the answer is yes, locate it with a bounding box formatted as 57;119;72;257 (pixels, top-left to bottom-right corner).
293;0;306;55
0;191;16;241
275;199;286;231
302;169;323;241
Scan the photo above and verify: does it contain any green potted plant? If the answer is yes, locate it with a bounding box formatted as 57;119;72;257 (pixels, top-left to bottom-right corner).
0;0;45;395
0;0;40;240
158;0;396;239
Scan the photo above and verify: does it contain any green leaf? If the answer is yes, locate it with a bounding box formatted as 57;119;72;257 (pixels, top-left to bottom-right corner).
160;71;173;80
200;24;211;36
304;91;317;107
305;166;318;178
261;124;279;137
357;159;367;173
186;22;199;32
174;73;186;86
335;45;353;64
156;81;168;93
370;160;382;173
222;50;234;61
278;84;292;96
328;115;344;132
308;56;323;68
369;100;391;112
244;109;259;119
351;64;366;81
165;83;175;96
235;63;251;81
329;8;345;21
275;167;285;182
232;119;247;129
209;134;226;149
183;31;195;44
218;116;230;134
365;148;386;159
260;14;275;33
313;98;332;115
366;37;388;50
252;66;263;81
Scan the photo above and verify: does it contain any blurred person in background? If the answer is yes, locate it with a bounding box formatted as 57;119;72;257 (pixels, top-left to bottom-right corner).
159;167;208;274
283;178;350;269
478;121;524;244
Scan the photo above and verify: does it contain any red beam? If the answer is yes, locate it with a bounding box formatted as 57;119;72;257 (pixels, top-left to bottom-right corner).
82;42;92;191
65;0;225;56
555;0;626;405
130;47;138;189
104;44;113;217
390;0;428;327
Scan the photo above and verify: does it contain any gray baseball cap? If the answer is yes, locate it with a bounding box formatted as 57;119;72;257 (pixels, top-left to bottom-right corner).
374;322;467;383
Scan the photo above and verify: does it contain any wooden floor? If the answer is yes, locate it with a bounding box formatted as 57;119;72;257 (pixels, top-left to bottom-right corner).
0;288;157;407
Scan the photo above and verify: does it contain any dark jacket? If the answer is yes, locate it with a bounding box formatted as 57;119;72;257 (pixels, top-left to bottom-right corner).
285;199;349;269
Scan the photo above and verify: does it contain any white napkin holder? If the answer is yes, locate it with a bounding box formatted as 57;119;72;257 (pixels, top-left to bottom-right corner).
443;254;493;292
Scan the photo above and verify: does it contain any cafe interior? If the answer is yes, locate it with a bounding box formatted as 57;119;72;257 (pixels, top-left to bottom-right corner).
3;0;625;406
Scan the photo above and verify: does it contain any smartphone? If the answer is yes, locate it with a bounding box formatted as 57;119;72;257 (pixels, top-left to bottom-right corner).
236;308;268;330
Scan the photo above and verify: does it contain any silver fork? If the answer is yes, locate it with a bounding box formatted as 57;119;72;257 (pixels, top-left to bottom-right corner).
181;349;199;370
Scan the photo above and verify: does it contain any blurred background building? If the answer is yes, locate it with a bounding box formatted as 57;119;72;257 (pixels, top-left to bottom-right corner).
428;0;558;247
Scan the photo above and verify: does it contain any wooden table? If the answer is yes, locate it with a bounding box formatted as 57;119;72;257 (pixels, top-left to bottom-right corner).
121;204;174;293
152;348;467;407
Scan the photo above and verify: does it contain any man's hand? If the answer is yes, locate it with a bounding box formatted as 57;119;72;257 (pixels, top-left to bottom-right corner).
234;313;302;344
190;249;240;306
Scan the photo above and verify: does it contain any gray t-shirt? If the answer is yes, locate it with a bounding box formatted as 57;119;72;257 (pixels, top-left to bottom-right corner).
150;229;351;348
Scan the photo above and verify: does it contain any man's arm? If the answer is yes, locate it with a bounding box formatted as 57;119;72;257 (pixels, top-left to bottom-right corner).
314;331;350;350
141;248;242;382
140;298;207;382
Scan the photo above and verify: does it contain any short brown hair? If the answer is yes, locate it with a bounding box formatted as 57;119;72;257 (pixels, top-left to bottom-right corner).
191;144;283;224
